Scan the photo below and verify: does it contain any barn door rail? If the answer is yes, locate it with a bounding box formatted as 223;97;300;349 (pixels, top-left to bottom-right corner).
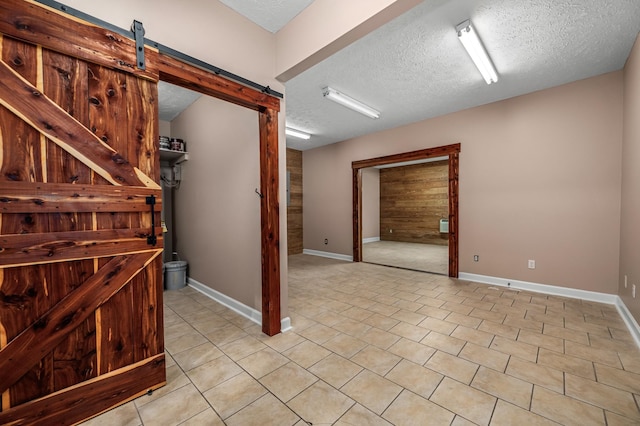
33;0;283;98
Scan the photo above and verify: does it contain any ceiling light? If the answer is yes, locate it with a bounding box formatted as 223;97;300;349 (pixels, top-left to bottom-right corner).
456;20;498;85
322;87;380;119
285;127;311;140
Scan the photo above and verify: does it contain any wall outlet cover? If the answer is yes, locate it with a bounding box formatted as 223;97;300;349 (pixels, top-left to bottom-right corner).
528;260;535;269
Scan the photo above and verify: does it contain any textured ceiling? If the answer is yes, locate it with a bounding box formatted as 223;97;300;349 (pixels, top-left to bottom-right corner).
218;0;314;33
157;0;640;151
285;0;640;150
158;81;201;122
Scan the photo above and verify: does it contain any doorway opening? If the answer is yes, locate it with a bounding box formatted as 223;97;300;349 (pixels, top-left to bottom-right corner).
361;157;449;274
352;144;460;277
158;54;282;335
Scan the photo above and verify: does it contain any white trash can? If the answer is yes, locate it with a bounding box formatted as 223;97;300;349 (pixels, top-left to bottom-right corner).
164;261;187;290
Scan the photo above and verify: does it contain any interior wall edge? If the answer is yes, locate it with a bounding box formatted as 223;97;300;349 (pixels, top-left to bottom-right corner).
187;276;291;331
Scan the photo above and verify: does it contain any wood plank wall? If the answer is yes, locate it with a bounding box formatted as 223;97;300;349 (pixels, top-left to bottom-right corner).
287;148;303;255
380;160;448;245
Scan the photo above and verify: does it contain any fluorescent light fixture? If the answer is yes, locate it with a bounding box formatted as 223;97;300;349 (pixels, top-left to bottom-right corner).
285;127;311;140
456;20;498;84
322;87;380;119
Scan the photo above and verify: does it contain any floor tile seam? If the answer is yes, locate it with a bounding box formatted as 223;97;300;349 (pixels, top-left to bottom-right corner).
426;379;496;425
134;381;193;419
530;384;608;422
283;376;356;424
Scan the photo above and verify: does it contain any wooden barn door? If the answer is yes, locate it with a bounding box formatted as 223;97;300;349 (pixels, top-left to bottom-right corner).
0;1;165;424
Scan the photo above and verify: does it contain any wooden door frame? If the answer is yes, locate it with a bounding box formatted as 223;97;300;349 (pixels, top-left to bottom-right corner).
156;55;282;336
352;143;460;277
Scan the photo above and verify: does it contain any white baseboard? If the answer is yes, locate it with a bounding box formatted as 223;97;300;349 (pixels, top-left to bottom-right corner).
303;249;353;262
363;237;381;244
187;277;291;333
458;273;619;304
615;298;640;349
459;272;640;349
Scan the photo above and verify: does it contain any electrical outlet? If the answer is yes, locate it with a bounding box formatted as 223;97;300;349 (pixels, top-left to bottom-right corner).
389;229;393;233
528;260;535;269
624;275;628;288
324;238;328;245
633;284;636;299
473;255;479;262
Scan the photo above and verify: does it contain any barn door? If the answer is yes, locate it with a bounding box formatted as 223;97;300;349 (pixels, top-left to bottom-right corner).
0;1;165;424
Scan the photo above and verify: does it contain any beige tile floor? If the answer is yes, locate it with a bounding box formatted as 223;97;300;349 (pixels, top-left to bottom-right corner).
83;254;640;425
363;240;449;275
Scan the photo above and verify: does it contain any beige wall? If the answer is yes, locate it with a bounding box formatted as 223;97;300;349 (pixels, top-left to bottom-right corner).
304;72;623;294
362;168;380;239
621;35;640;322
172;96;263;310
63;0;289;317
159;120;171;138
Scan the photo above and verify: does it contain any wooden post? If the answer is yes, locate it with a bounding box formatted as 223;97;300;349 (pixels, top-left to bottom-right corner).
259;108;281;336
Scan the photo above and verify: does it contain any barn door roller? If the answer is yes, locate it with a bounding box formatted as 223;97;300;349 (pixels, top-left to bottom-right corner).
131;20;146;70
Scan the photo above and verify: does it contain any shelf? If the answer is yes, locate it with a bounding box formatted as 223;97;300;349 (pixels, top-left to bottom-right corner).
160;149;189;165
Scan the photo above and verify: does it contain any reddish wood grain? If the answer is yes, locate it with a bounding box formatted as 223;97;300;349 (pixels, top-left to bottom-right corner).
0;181;162;213
159;53;280;112
0;2;165;421
259;108;281;336
0;227;163;267
0;252;160;394
0;354;166;426
0;59;154;188
0;0;159;79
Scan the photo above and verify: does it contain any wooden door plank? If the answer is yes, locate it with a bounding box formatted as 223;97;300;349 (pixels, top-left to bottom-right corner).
0;251;161;394
40;48;98;392
0;228;163;268
42;49;91;185
0;264;54;407
0;181;162;213
0;35;55;406
131;257;163;362
50;261;98;391
0;0;159;80
0;59;158;189
0;353;166;426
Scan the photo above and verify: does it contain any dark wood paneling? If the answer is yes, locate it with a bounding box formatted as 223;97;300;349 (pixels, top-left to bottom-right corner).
286;148;303;255
380;161;448;245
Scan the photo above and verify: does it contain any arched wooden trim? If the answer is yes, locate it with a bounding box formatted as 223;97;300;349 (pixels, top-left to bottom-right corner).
352;143;460;277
